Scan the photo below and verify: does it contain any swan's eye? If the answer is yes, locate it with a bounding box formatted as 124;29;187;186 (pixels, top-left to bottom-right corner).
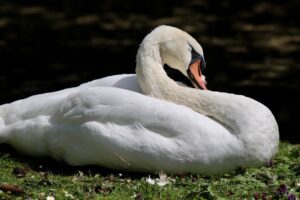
189;45;206;72
189;47;198;62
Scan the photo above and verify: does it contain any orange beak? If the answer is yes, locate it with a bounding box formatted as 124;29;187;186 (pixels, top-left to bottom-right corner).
187;60;207;90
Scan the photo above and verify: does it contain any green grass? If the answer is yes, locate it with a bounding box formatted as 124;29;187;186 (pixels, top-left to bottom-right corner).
0;142;299;200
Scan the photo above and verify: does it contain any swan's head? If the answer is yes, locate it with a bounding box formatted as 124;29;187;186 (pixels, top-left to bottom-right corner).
154;25;207;90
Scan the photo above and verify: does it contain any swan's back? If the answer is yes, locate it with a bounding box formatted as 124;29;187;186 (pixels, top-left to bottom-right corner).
0;74;139;125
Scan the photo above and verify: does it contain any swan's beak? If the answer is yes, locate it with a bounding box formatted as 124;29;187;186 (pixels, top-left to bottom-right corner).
187;60;208;90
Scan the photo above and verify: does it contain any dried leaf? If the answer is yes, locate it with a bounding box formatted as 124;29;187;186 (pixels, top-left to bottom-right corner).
0;183;24;194
12;167;27;178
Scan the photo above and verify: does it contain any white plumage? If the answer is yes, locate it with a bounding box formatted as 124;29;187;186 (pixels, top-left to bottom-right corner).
0;26;279;174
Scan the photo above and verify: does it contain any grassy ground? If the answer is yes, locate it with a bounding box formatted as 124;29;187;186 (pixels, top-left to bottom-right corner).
0;142;299;200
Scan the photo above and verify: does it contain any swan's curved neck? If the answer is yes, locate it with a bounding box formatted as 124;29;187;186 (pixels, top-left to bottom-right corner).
135;36;239;133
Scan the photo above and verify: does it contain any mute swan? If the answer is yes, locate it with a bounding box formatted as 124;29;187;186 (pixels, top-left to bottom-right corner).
0;25;279;174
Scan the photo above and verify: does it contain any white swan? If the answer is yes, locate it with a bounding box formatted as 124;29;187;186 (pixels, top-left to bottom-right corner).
0;25;279;174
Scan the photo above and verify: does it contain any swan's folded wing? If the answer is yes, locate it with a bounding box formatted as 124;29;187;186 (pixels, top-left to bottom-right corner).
49;87;241;170
55;86;185;137
54;87;232;140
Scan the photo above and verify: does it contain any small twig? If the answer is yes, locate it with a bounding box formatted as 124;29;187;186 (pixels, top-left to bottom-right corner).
114;153;131;167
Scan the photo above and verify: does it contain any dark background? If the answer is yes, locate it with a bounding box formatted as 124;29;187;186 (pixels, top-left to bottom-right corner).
0;0;299;142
